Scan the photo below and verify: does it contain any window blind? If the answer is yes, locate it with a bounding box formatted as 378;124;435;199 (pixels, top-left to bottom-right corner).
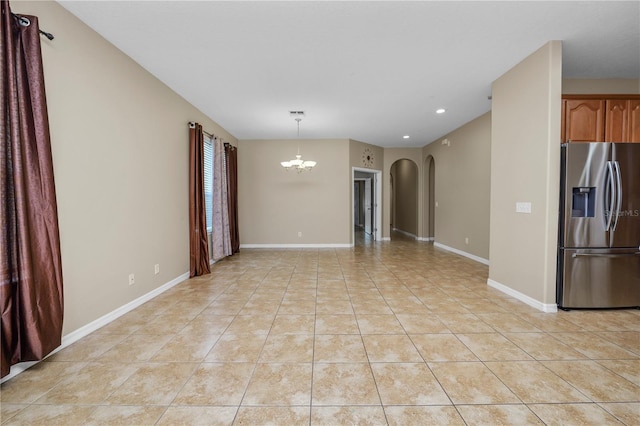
204;135;213;232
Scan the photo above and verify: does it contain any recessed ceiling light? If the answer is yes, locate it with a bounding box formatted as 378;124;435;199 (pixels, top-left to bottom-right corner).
436;108;446;114
403;135;410;139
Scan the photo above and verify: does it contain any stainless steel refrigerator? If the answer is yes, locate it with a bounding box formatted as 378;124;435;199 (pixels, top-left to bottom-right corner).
557;142;640;309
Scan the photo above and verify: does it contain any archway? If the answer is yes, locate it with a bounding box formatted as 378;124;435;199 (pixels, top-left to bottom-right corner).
389;158;419;239
429;157;435;239
425;156;435;240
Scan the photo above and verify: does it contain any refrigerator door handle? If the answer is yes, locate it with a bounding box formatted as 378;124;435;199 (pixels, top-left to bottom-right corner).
612;161;623;231
604;161;616;231
572;252;640;258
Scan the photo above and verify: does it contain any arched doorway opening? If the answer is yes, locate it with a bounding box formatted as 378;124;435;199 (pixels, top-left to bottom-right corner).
389;158;419;239
424;155;435;240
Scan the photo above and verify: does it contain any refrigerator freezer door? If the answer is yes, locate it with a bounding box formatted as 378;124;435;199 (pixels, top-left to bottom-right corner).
559;248;640;308
562;143;611;248
610;143;640;248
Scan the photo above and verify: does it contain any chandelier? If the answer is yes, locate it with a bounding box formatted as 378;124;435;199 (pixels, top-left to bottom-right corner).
281;116;316;172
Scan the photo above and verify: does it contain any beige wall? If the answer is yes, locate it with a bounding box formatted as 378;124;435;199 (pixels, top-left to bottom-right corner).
562;78;640;94
422;112;491;260
382;148;422;239
349;139;384;171
238;139;351;245
390;159;418;235
14;1;236;335
489;41;562;307
349;139;384;243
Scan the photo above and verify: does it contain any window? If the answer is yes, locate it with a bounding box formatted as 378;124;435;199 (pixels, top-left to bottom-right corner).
204;134;213;232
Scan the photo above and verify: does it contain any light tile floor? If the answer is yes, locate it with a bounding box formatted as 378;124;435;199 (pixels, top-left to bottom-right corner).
1;232;639;425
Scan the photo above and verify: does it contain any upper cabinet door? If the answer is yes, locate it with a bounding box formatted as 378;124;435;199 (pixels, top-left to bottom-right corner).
605;99;629;142
629;100;640;143
564;99;605;142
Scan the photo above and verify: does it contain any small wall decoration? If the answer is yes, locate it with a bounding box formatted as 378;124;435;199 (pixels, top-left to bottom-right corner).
362;148;375;168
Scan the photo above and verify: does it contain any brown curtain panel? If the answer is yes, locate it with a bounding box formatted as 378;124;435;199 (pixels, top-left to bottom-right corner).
224;143;240;254
1;5;64;378
188;124;210;277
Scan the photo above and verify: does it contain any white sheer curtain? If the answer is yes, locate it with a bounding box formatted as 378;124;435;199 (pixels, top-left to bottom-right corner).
211;137;232;260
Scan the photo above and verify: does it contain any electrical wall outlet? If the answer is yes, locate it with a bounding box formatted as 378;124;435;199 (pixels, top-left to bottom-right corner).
154;264;160;275
298;231;302;238
465;237;469;245
128;273;135;286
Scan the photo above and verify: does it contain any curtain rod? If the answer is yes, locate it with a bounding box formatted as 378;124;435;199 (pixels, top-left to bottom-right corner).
188;121;213;139
12;14;54;40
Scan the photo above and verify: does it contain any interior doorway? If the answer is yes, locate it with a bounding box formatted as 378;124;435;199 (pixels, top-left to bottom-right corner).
421;155;436;241
389;159;419;239
352;168;382;245
354;178;373;234
428;156;435;240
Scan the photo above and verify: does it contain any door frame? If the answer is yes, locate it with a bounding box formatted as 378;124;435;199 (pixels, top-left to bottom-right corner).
352;167;382;245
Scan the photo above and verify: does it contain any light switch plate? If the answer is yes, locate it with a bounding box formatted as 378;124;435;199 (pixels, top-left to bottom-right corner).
516;202;532;214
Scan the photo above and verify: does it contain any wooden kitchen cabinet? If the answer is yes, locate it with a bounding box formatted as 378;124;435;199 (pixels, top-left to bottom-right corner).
605;99;640;142
605;99;628;142
563;99;604;142
628;99;640;142
562;95;640;143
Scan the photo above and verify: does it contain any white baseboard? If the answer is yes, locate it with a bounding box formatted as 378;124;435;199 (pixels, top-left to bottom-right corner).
1;270;190;384
380;237;391;242
487;278;558;313
0;361;38;384
434;242;490;265
392;228;418;239
240;244;352;249
416;237;434;242
60;271;190;345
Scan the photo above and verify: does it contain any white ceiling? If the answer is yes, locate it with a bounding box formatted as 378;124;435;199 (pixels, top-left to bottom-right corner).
59;1;639;148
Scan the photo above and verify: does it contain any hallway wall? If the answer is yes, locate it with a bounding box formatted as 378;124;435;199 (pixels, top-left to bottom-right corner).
422;112;491;260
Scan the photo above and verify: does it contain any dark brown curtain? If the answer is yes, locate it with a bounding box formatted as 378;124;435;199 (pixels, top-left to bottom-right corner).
224;143;239;254
1;4;64;378
188;124;210;277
